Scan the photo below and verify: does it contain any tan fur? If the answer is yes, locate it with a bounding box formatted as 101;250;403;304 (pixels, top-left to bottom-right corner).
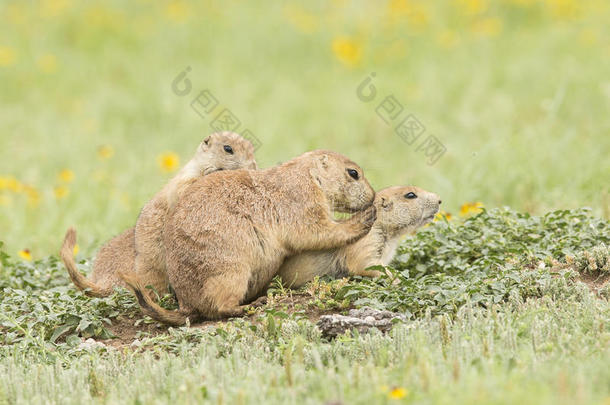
277;186;441;288
122;150;376;325
60;132;257;297
61;228;134;298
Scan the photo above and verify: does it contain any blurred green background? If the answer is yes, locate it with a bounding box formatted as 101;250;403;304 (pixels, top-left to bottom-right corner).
1;0;609;258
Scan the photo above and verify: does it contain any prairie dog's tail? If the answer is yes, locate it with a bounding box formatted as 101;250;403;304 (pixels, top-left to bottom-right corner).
60;227;106;298
119;271;191;326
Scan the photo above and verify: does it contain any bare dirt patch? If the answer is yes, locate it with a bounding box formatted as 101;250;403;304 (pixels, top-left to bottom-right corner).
99;291;345;349
578;271;610;293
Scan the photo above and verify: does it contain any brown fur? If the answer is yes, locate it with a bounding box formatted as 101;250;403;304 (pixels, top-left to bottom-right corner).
122;150;376;325
277;186;441;288
60;132;257;297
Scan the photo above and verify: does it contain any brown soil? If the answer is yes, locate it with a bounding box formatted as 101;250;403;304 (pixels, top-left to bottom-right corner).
100;291;345;349
578;271;610;293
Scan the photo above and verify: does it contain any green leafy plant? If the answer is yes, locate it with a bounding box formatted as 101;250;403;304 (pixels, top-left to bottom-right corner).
0;254;138;350
338;208;609;317
565;243;610;274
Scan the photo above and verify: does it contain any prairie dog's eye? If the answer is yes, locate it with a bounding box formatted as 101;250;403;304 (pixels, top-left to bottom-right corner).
223;145;234;154
347;169;359;180
405;192;417;199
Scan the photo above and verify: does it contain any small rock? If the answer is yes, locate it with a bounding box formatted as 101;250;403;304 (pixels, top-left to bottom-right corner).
317;307;406;339
77;338;106;351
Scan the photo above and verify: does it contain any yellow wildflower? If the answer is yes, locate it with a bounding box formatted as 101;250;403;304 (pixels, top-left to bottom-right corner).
436;30;460;49
388;0;409;17
84;6;124;29
332;37;363;67
6;4;27;25
6;177;22;193
73;243;79;256
406;5;429;29
41;0;71;17
434;211;453;221
0;176;38;205
545;0;578;19
471;17;503;37
18;249;32;261
54;185;69;199
97;145;114;160
37;53;58;74
283;4;318;34
0;194;11;206
24;186;41;207
456;0;488;16
0;46;17;67
166;1;190;22
459;202;484;216
508;0;536;6
387;0;429;30
158;152;180;173
388;387;409;400
58;169;74;183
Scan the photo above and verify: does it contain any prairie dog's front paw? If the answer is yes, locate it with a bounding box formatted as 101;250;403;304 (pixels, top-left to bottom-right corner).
353;205;376;234
361;205;377;228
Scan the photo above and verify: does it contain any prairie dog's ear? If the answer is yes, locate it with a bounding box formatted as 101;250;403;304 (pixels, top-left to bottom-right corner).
309;154;330;185
318;154;329;169
309;166;323;186
199;136;211;151
380;196;393;210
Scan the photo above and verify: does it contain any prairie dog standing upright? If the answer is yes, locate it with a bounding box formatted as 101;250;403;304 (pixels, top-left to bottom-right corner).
122;150;377;325
60;132;257;297
277;186;441;288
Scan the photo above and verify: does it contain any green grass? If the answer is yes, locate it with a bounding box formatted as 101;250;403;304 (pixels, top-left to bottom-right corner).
1;1;610;404
1;293;608;404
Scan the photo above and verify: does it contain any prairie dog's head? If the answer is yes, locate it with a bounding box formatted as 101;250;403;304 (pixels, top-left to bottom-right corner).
375;186;441;234
194;132;258;175
306;150;375;213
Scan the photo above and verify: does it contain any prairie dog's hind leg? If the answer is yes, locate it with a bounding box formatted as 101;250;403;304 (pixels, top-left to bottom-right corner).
186;265;254;320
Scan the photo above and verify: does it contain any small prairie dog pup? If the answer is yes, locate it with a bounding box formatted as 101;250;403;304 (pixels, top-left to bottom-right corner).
60;132;257;297
122;150;377;325
277;186;441;288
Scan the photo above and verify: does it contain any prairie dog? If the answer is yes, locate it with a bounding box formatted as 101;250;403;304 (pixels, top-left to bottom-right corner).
60;132;257;297
277;186;441;288
122;150;377;325
133;132;257;296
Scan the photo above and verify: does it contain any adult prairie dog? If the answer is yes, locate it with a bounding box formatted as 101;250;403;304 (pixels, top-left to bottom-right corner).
277;186;441;288
122;150;377;325
60;132;257;297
